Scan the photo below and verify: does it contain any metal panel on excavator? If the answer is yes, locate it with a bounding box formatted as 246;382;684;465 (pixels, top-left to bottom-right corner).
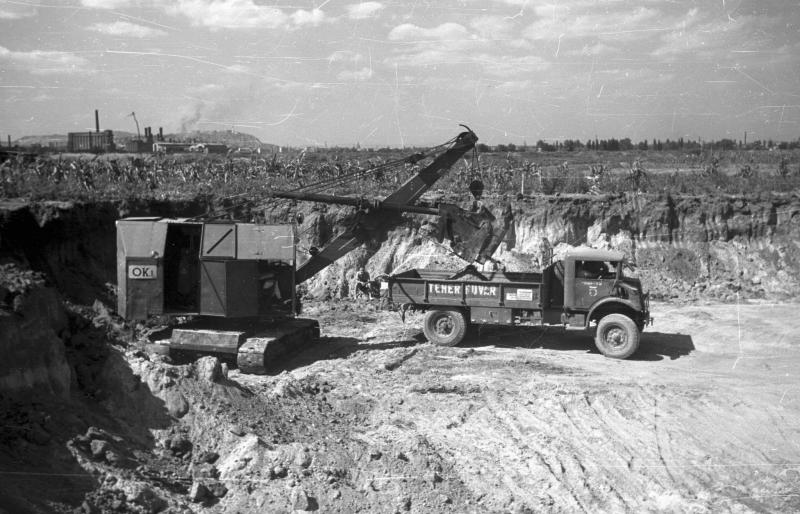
125;258;164;319
116;219;167;318
202;223;237;258
236;224;295;261
199;260;259;317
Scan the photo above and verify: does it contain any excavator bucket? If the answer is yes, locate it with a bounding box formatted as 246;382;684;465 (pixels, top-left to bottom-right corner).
436;204;494;263
436;200;516;263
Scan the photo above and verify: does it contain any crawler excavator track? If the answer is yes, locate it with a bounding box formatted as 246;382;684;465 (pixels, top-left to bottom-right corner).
236;318;320;374
169;318;320;375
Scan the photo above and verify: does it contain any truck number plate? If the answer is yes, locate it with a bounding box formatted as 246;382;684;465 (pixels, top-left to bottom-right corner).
128;265;157;279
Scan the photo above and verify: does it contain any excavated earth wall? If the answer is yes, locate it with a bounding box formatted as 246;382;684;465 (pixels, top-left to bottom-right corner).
301;193;800;303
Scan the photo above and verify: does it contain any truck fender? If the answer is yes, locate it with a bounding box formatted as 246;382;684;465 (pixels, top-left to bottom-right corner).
586;298;640;328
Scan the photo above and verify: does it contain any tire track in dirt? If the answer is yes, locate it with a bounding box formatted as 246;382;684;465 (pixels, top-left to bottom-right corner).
288;302;800;513
393;365;800;512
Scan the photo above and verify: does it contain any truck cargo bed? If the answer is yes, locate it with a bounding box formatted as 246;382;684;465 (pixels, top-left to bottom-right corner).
390;267;543;309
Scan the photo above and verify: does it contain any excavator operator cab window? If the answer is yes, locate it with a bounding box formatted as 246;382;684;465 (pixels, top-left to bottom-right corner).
258;262;293;315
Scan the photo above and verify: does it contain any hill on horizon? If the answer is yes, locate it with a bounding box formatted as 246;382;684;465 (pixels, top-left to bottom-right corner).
12;129;276;150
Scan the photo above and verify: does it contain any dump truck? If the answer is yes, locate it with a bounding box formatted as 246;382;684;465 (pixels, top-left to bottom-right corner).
384;248;652;358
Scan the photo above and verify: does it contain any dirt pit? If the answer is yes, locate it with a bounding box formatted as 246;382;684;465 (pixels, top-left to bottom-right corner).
4;298;800;513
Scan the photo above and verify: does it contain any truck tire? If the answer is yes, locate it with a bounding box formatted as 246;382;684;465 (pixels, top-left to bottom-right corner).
423;309;467;347
595;313;639;359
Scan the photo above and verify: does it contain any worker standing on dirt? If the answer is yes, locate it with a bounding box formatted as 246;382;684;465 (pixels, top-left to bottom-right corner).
356;267;371;299
540;237;552;269
502;197;516;251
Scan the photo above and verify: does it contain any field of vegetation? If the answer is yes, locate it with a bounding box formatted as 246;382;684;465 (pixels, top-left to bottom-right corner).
2;145;799;203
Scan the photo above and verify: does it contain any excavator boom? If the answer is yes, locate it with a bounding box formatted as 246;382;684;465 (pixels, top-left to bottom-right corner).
275;128;479;283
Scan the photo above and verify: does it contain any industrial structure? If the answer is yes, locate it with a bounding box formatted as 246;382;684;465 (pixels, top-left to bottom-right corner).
126;126;165;153
67;110;114;153
153;142;191;154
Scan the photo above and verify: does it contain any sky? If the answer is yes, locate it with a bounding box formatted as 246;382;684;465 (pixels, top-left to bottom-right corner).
0;0;798;147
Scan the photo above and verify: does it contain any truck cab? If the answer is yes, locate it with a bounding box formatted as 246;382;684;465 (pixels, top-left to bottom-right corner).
547;248;650;330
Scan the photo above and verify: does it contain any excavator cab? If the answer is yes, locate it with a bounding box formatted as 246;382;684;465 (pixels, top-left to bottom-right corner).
117;218;297;320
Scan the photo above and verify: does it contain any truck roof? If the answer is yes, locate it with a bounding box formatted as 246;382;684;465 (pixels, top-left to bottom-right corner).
564;247;625;262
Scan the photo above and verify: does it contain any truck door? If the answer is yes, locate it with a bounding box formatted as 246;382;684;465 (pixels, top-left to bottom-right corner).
572;260;616;309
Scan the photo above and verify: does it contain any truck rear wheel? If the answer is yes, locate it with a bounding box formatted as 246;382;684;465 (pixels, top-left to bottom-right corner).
423;309;467;347
595;314;639;359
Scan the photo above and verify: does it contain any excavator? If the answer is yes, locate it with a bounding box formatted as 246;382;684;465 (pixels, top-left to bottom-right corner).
116;126;513;373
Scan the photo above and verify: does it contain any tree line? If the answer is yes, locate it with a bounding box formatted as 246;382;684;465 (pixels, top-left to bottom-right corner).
480;137;800;153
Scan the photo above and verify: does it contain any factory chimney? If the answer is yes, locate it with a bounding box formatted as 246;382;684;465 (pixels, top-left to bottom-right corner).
158;127;163;141
95;109;100;133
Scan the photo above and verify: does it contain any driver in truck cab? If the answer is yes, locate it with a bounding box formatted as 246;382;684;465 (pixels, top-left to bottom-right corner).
576;260;610;279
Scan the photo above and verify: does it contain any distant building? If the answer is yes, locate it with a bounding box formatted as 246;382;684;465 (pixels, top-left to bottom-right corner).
126;126;157;153
153;142;190;154
126;140;152;153
189;143;228;154
67;130;114;153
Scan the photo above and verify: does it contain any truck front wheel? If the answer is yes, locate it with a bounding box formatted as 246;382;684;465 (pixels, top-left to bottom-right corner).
423;309;467;347
595;314;640;359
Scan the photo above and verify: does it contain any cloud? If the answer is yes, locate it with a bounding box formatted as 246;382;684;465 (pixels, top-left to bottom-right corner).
386;21;543;78
523;6;662;41
469;16;515;40
337;67;373;81
80;0;133;8
346;2;383;20
386;20;548;80
88;21;167;38
493;80;533;93
166;0;287;29
0;5;37;19
165;0;329;30
328;50;363;63
568;42;621;57
478;54;550;77
291;8;325;27
0;46;93;75
389;22;472;42
651;12;782;60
